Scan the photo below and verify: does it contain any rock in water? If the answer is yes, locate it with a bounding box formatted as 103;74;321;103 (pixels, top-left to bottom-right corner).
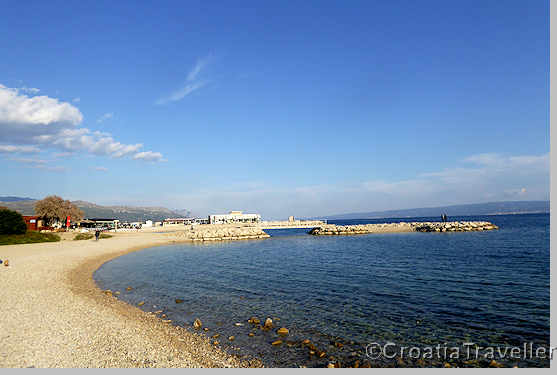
264;318;274;329
248;317;261;324
126;286;133;291
137;301;145;306
271;340;283;346
277;327;289;336
193;318;202;330
175;298;184;304
228;336;235;341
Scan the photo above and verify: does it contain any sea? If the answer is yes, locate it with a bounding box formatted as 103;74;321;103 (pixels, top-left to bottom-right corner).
94;213;550;367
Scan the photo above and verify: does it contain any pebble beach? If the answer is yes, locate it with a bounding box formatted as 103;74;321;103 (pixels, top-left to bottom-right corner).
0;231;263;368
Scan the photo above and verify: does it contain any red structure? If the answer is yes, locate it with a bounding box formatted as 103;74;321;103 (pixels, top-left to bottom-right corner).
23;216;41;231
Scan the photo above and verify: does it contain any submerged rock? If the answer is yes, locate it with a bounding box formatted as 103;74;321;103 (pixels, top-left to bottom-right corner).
277;327;289;336
175;298;184;304
264;318;274;329
193;318;202;330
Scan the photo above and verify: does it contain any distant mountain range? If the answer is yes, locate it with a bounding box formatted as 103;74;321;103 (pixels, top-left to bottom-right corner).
0;196;191;222
313;201;550;220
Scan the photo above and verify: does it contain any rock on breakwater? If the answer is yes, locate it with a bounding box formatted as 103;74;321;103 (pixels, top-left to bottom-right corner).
309;221;498;235
165;224;270;242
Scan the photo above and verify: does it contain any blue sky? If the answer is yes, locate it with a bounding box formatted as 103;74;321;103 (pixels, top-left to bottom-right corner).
0;0;549;219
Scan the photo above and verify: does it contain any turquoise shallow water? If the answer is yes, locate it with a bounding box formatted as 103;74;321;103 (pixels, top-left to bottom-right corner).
94;214;549;367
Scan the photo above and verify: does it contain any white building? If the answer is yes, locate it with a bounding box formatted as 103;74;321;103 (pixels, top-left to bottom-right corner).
209;211;261;224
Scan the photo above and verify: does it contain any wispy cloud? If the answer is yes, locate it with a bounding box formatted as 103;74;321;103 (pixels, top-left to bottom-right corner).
97;112;114;123
72;97;80;103
93;166;108;172
161;152;549;219
0;144;40;153
187;56;211;81
132;151;166;162
52;151;74;158
156;56;212;105
9;156;66;172
18;86;40;95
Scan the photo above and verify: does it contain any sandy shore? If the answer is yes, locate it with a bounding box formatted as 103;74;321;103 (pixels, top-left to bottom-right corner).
0;231;262;368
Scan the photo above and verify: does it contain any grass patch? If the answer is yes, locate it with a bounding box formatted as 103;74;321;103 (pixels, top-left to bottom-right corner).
73;233;94;241
0;231;61;246
73;232;113;240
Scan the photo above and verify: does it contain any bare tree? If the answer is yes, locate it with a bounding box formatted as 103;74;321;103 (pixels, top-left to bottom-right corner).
34;195;84;226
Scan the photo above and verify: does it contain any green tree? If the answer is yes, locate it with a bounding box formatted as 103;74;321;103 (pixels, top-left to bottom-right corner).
34;195;84;226
0;208;27;235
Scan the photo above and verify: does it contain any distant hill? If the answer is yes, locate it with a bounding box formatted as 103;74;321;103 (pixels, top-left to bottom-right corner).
315;201;550;220
0;196;35;202
0;197;191;222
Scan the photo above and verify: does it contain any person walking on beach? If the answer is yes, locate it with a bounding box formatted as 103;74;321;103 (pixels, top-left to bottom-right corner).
95;229;100;241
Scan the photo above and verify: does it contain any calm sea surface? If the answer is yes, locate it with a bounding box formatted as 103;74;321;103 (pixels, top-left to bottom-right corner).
94;214;549;367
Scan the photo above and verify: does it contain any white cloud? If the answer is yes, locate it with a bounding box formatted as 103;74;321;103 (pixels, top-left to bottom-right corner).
156;56;211;104
0;144;40;153
93;166;108;172
97;112;113;123
132;151;166;162
0;84;82;127
72;97;80;103
0;84;165;162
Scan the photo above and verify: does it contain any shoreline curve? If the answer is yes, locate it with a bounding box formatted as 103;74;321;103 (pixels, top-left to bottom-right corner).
0;231;263;368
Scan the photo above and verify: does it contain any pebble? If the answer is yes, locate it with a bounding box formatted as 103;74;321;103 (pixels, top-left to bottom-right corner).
264;318;273;329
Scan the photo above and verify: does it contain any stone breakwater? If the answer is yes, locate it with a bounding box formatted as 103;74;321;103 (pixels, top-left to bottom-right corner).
309;221;498;235
166;225;270;242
